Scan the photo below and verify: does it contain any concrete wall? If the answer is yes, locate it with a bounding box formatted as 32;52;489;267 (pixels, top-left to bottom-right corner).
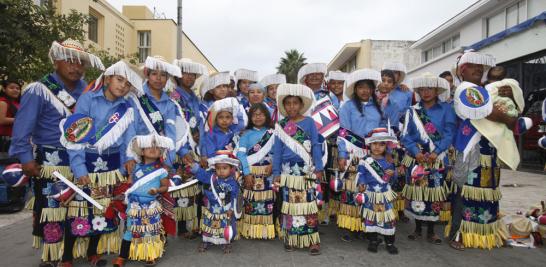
370;40;420;71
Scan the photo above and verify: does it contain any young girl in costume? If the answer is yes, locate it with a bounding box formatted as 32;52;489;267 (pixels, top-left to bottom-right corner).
272;84;324;255
112;134;173;267
59;60;142;267
202;97;245;160
401;73;456;245
357;127;399;254
237;103;276;239
187;152;240;253
260;74;286;122
0;79;21;153
335;69;384;242
234;68;259;109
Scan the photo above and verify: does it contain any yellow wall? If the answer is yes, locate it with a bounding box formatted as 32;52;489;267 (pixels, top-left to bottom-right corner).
131;19;178;62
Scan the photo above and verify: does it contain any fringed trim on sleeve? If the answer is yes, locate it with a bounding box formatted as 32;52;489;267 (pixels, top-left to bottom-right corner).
25;82;71;116
129;235;165;261
241;223;276;239
401;183;449;202
280;174;314;191
40;207;67;223
336;214;364;232
281;202;318;216
170;183;200;198
243;189;274;202
40;165;73;180
97;229;121;254
461;185;502;202
283;231;320;248
174;205;198;221
361;208;397;224
89;169;125;187
365;188;398;204
458;220;505;250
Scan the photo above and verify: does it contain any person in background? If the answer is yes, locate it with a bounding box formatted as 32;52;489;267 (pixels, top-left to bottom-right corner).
439;71;455;102
0;79;22;156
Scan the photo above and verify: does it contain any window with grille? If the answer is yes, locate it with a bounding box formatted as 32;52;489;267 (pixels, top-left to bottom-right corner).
138;31;151;63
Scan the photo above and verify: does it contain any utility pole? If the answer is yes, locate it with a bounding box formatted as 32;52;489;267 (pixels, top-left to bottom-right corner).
177;0;183;58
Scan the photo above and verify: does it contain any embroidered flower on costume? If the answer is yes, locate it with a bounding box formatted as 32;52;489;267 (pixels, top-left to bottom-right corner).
306;215;318;228
177;198;190;208
292;216;306;228
373;184;382;193
291;165;302;176
170;91;181;101
462;124;472;136
478;210;492;223
92;216;107;231
57;90;76;107
463;207;473;221
302;164;312;175
424;122;437;134
338;128;347;138
303;140;312;153
43;223;62;243
411;201;426;213
284;121;297;136
431;202;441;213
92;157;109;172
189;117;197;128
282;163;291;174
71;217;90;236
44;151;62;166
253;143;262;151
467;172;478;185
254;203;266;214
150;111;162;123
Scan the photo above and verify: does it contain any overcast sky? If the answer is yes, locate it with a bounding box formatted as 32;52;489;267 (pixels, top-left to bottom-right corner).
107;0;477;76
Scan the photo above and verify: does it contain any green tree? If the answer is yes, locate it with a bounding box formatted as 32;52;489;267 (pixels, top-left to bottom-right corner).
276;49;307;83
0;0;89;82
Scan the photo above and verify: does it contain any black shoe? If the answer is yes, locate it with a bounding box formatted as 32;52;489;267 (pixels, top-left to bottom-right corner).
367;241;379;253
386;244;399;255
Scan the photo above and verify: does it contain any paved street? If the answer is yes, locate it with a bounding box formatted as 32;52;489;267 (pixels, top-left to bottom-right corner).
1;169;545;267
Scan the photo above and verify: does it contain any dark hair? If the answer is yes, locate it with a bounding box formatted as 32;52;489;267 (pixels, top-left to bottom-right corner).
246;103;273;129
380;70;395;84
439;71;452;78
352;80;383;119
0;79;22;103
203;92;215;102
487;66;506;81
282;95;303;106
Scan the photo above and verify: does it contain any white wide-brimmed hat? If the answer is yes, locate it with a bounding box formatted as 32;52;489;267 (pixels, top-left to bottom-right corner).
49;39;104;70
200;71;231;98
276;83;315;117
127;134;175;162
297;63;327;84
327;70;347;82
453;50;496;83
409;72;450;102
206;97;240;129
144;55;182;78
344;69;381;99
234;68;258;85
365;127;398;145
260;74;286;88
91;60;144;96
173;58;208;78
382;62;407;83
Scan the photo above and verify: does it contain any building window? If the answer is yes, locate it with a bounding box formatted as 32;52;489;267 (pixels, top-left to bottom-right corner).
138;31;151;63
451;34;460;49
486;0;527;37
422;33;459;63
88;14;99;43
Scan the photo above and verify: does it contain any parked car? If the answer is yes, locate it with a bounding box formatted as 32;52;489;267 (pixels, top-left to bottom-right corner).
0;158;28;212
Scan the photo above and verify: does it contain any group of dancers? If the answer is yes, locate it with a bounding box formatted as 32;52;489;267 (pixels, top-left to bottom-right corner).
9;39;529;267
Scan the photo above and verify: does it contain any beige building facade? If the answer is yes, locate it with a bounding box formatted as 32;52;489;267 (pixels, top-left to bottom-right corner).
50;0;217;73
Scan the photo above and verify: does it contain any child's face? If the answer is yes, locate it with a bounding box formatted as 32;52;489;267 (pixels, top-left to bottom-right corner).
105;75;132;98
379;75;394;93
180;73;197;89
251;109;267;128
239;80;251;95
212;85;228;100
498;85;514;98
370;142;386;156
4;82;21;99
147;70;168;91
283;96;303;118
266;84;278;100
304;73;324;89
417;87;439;103
355;83;372;102
393;71;402;84
328;80;344;96
216;111;233;130
248;88;264;104
215;163;233;178
142;147;162;161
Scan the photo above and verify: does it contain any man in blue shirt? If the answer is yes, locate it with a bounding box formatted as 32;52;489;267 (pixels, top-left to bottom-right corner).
9;39;104;267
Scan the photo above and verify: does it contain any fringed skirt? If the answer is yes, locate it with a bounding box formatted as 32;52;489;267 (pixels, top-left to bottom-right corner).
333;159;363;232
279;161;320;248
124;199;164;261
361;184;398;235
241;165;275;240
200;207;236;245
170;159;201;233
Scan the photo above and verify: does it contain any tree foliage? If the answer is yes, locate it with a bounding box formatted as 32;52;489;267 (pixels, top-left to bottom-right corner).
276;49;307;83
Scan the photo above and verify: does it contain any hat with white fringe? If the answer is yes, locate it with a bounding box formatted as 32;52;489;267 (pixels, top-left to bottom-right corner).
453;50;496;83
91;60;144;96
327;71;347;82
200;71;231;98
207;150;239;168
382;62;407;83
409;72;450;102
173;58;208;78
276;83;315;117
453;81;493;120
344;69;381;99
127;134;175;162
207;97;240;130
260;74;286;88
234;68;258;86
297;63;327;84
49;39;105;70
144;55;182;78
248;83;265;93
365;127;398;145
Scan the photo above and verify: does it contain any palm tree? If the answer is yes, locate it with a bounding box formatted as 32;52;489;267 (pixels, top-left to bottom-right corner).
276;49;306;83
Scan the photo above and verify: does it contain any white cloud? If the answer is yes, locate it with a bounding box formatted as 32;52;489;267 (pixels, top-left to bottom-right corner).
107;0;477;77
